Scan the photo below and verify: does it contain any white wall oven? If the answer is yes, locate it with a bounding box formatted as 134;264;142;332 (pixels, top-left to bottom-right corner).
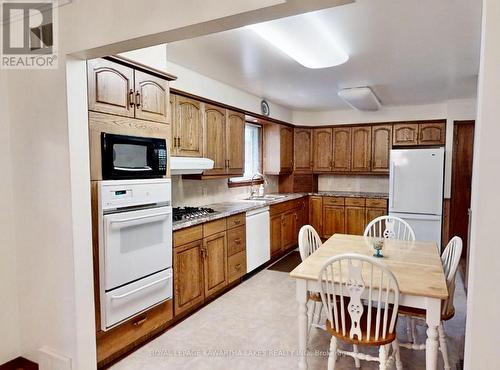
98;179;173;330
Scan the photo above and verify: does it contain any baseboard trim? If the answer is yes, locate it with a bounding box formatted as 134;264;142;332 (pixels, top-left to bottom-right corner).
0;357;38;370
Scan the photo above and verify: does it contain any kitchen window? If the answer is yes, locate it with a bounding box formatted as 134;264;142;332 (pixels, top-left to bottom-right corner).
228;123;263;187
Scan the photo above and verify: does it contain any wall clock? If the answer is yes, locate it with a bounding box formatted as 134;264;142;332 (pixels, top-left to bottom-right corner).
261;100;270;116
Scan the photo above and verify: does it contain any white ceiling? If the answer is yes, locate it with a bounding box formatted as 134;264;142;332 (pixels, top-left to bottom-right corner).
166;0;482;111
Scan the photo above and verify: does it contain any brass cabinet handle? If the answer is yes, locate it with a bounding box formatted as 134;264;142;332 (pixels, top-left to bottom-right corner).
133;317;147;326
128;89;135;107
234;238;241;244
178;136;181;148
135;91;141;107
233;220;241;225
235;263;242;270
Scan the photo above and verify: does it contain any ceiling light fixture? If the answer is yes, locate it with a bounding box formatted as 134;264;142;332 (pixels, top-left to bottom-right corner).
338;87;382;111
247;13;348;69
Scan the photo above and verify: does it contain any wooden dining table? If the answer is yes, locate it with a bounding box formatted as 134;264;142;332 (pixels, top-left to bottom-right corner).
290;233;448;370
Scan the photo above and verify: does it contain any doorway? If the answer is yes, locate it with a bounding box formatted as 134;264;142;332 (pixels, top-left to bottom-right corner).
449;120;475;286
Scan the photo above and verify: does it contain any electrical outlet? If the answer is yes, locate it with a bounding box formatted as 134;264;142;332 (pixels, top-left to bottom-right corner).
38;347;72;370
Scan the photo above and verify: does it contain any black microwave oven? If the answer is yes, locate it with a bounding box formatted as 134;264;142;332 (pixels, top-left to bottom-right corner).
101;133;167;180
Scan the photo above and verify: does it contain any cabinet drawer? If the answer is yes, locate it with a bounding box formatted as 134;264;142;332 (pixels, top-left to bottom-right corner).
228;251;246;283
97;300;173;365
323;197;345;206
227;213;245;229
203;218;226;237
174;225;203;247
345;197;366;207
227;226;246;256
366;198;388;208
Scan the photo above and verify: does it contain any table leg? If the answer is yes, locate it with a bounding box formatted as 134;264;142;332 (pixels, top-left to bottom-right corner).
297;279;308;370
425;298;441;370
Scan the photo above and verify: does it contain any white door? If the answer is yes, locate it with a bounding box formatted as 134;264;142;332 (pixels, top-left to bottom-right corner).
390;148;444;215
390;212;442;251
103;206;172;290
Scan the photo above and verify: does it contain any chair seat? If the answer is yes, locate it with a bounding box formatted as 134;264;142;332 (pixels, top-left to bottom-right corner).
325;305;397;346
398;305;455;321
308;292;322;302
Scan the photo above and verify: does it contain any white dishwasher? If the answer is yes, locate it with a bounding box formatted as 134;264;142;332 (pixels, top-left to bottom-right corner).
246;206;271;273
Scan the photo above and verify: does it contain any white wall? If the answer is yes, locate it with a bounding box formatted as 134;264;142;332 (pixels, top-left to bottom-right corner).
464;0;500;368
0;72;21;364
120;44;293;122
293;99;476;198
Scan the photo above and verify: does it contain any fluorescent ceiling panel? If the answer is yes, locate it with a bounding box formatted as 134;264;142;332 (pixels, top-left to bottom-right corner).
338;87;382;111
247;13;348;69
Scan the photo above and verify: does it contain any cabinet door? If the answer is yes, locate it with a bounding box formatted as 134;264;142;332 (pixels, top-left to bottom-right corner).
270;214;283;258
322;205;345;239
203;231;227;297
226;110;245;175
393;123;418;146
204;104;226;175
418;122;446;145
280;126;294;173
173;95;203;157
309;196;323;236
332;127;351;172
366;207;386;225
351;126;372;172
134;70;169;124
87;59;135;118
345;206;366;235
294;128;313;173
281;211;296;250
173;240;204;317
371;124;392;173
313;128;333;172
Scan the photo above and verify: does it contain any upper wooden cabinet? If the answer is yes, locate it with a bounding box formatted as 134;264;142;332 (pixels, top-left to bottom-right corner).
134;70;169;123
87;58;172;124
313;128;333;172
393;121;446;147
204;104;226;176
294;128;313;173
264;124;294;175
172;95;203;157
418;122;446;145
371;124;392;173
225;111;246;175
351;126;372;172
332;127;351;172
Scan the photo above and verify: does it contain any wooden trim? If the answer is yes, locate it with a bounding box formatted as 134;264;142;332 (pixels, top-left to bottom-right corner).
227;179;264;188
106;55;177;81
0;357;38;370
293;119;447;130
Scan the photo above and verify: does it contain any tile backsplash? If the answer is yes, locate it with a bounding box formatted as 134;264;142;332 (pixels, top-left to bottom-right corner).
171;175;278;206
318;175;389;193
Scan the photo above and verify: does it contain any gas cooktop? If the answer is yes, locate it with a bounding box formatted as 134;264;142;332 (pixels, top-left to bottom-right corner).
173;206;217;222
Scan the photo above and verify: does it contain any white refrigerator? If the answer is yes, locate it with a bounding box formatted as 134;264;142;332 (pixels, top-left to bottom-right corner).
389;148;444;248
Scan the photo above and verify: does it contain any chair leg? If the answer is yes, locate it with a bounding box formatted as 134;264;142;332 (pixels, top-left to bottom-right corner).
438;322;451;370
315;301;323;325
353;344;361;368
327;337;338;370
307;301;316;338
379;345;388;370
406;316;413;343
411;317;418;344
392;339;403;370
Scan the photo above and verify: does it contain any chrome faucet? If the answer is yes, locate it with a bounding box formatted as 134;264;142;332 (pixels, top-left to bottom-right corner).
250;172;267;197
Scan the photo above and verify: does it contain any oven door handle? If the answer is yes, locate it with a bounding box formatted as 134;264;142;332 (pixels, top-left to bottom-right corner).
114;166;153;171
108;210;171;228
110;276;170;300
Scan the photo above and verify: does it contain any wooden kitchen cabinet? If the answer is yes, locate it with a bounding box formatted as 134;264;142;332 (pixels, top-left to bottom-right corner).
351;126;372;172
203;231;228;298
309;196;323;235
418;122;446;145
322;204;345;239
134;70;169;124
270;214;283;258
225;110;245;175
171;95;203;157
173;239;205;316
312;128;333;172
281;211;296;251
393;123;419;146
263;124;294;175
294;128;313;173
345;207;366;235
204;104;227;176
371;124;392;173
332;127;351;172
88;58;135;118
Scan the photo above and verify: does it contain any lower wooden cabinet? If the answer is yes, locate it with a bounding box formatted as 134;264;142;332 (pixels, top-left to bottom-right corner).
322;205;345;239
281;211;296;250
228;251;246;283
270;214;283;258
309;196;323;235
203;231;227;297
345;206;366;235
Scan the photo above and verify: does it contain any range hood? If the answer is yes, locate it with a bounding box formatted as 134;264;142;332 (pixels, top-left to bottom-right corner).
170;157;214;175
